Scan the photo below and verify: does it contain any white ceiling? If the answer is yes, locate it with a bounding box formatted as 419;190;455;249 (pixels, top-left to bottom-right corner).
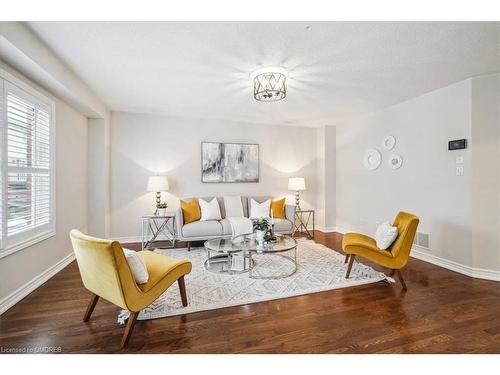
28;22;499;127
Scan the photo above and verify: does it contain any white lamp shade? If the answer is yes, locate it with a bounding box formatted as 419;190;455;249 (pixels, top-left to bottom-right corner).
147;175;169;192
288;177;306;191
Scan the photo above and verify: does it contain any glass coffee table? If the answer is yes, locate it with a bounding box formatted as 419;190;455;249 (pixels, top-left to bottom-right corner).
203;237;254;274
204;233;298;279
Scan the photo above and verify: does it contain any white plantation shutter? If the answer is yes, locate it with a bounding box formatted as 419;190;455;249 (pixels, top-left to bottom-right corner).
0;75;55;255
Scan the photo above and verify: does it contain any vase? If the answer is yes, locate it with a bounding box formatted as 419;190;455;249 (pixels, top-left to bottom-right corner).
255;229;266;243
157;208;166;216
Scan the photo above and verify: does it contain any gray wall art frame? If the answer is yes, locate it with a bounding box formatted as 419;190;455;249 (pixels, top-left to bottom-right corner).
201;141;260;183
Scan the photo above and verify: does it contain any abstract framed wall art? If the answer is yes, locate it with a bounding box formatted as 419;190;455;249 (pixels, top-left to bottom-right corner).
201;142;259;183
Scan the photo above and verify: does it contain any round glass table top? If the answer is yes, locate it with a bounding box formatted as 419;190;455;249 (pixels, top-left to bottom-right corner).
204;233;297;254
204;237;245;253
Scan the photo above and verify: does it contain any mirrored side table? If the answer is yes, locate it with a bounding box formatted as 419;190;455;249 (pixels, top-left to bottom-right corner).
293;209;315;239
142;213;176;250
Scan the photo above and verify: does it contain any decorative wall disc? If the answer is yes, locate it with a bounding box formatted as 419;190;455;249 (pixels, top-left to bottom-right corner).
388;154;403;169
383;135;396;150
363;149;382;170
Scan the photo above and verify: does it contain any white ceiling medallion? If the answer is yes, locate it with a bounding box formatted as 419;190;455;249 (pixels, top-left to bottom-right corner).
363;149;382;170
251;67;288;102
388;154;403;169
383;135;396;150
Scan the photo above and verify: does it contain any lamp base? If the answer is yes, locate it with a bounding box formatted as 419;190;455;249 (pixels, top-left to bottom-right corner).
154;191;161;215
295;191;301;212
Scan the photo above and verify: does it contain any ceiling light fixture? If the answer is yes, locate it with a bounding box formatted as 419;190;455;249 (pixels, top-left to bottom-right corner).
251;67;287;102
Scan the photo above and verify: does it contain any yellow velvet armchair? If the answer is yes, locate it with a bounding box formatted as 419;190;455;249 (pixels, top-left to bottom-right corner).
70;230;192;348
342;212;419;290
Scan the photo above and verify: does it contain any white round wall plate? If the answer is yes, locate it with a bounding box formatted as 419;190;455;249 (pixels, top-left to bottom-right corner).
382;135;396;150
363;149;382;170
388;154;403;169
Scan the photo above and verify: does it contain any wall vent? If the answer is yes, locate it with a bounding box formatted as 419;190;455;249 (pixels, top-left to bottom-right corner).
414;232;430;249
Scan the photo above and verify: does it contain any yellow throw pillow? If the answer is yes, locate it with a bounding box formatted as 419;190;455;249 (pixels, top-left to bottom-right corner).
181;198;201;224
271;198;286;219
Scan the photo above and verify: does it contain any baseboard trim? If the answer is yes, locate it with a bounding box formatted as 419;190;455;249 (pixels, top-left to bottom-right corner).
315;226;337;233
315;227;351;234
469;267;500;281
329;227;353;234
111;235;176;244
0;252;75;315
411;249;500;282
111;235;143;244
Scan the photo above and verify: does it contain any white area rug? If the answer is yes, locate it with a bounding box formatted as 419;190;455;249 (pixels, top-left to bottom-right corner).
118;239;392;323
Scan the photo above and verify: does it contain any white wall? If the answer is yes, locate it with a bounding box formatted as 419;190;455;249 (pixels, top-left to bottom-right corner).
335;75;500;276
87;117;111;237
0;22;108;313
0;62;88;306
1;22;111;239
316;127;326;228
0;22;108;118
471;74;500;272
336;79;474;267
109;112;318;240
324;126;336;229
316;125;336;230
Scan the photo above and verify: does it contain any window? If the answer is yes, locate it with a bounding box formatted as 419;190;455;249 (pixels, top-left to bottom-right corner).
0;70;55;257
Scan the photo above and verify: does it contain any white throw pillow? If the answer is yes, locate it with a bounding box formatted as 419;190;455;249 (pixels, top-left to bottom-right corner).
123;248;149;284
374;222;398;250
199;198;222;221
223;196;244;218
249;199;271;219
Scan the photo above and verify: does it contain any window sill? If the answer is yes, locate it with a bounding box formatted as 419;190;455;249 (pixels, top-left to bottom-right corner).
0;230;56;259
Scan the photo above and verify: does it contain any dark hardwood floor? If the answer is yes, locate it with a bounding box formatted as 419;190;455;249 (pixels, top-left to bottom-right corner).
1;231;500;353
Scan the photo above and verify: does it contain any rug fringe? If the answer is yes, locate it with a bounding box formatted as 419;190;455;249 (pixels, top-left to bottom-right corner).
383;275;396;283
117;309;130;325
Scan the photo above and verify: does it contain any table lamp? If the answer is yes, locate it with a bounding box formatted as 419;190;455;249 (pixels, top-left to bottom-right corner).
288;177;306;211
147;175;169;214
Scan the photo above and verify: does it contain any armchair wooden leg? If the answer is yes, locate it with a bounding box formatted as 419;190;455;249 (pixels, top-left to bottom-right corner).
344;254;349;263
178;276;188;307
121;311;139;349
83;293;99;322
395;269;407;291
187;241;191;251
345;255;356;278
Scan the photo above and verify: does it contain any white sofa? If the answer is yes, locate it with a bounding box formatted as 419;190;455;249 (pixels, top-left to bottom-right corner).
174;196;296;247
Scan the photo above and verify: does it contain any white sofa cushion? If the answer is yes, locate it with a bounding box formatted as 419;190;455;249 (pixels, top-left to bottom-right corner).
273;218;293;232
182;220;223;238
374;221;398;250
249;199;271;219
223;196;244;218
123;248;149;284
199;198;222;221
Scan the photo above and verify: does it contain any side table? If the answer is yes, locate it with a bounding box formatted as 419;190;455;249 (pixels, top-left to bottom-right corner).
293;209;315;239
142;213;176;250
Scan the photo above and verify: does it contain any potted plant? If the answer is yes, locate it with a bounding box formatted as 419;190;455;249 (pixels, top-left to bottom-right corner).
253;217;269;243
156;202;168;216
